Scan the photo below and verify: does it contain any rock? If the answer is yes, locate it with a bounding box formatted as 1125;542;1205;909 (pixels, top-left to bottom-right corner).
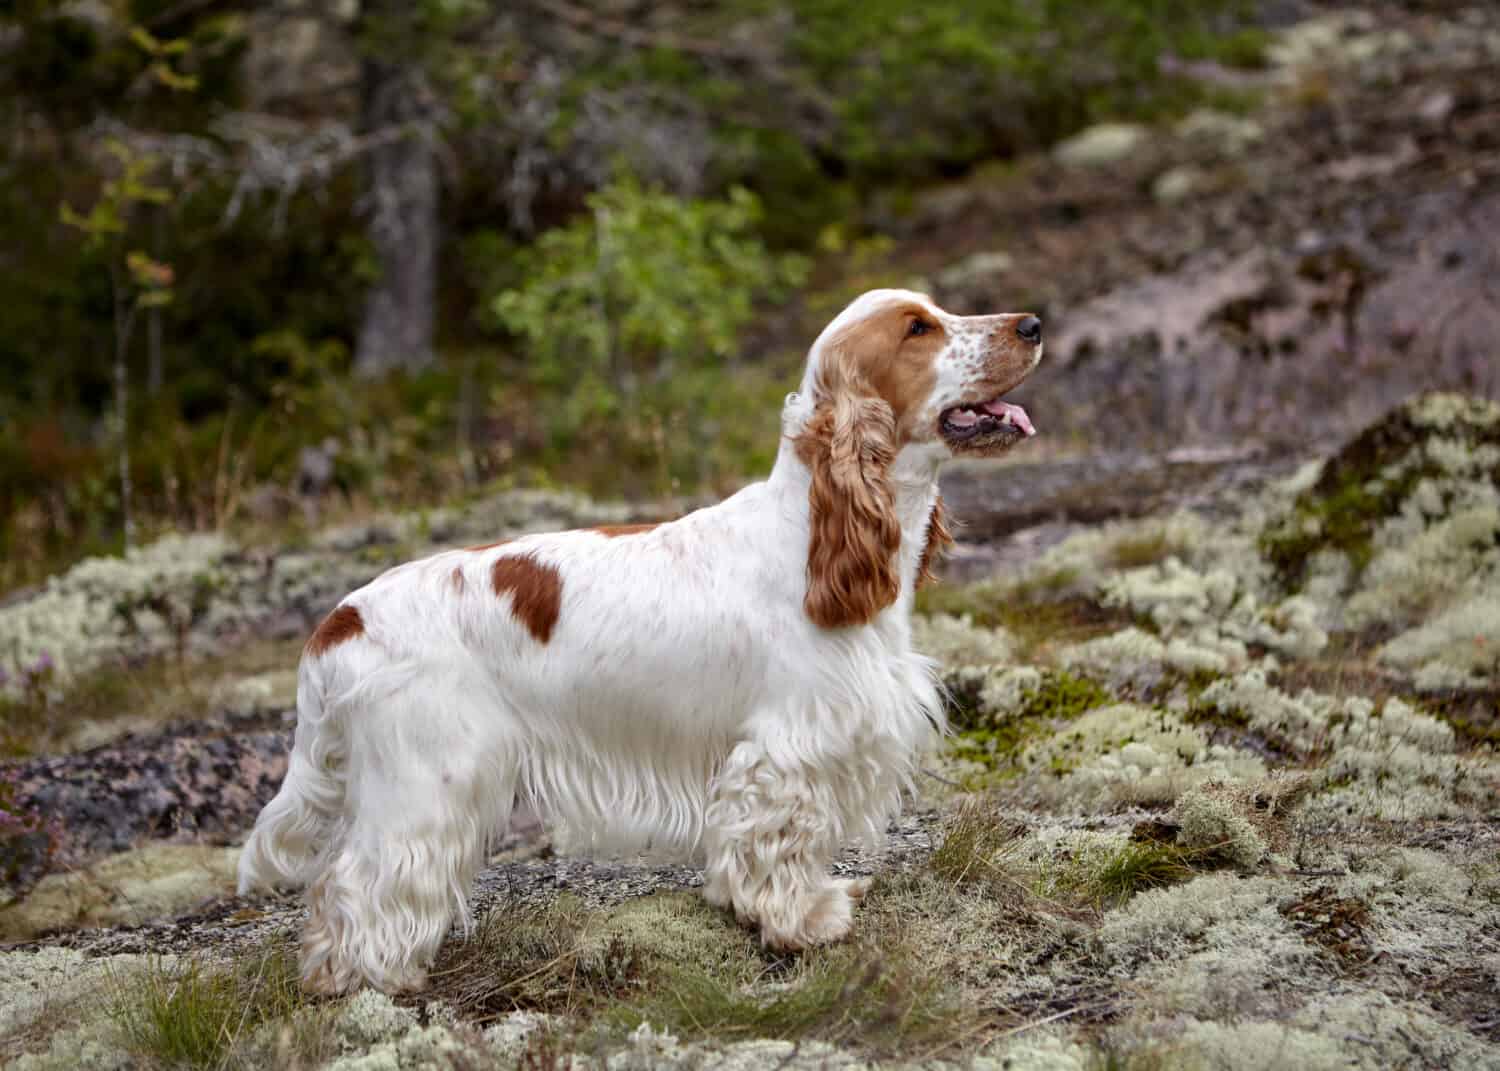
1152;165;1206;204
1417;92;1455;125
1174;109;1265;158
937;250;1014;288
1053;123;1151;168
0;843;238;941
7;720;291;873
935;250;1015;306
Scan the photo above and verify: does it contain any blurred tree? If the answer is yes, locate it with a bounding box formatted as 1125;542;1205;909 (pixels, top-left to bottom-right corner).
351;0;440;378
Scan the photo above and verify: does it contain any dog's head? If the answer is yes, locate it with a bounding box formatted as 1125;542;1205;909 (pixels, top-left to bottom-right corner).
794;289;1043;628
799;288;1042;457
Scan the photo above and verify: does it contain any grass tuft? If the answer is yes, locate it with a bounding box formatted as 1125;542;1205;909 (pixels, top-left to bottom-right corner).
422;895;643;1021
609;941;967;1055
107;939;334;1071
928;798;1027;890
1083;842;1197;907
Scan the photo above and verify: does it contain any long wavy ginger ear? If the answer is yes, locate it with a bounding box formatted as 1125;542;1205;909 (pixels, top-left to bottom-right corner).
799;390;901;628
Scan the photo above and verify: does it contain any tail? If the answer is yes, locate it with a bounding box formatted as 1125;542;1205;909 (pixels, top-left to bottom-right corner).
238;653;348;894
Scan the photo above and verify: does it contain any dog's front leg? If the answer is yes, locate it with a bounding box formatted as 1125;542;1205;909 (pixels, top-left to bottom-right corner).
701;737;870;951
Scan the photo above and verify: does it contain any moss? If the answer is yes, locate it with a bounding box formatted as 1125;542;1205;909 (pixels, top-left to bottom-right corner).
947;670;1113;779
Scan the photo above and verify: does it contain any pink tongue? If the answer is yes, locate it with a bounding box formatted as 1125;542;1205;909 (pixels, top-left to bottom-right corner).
982;400;1036;437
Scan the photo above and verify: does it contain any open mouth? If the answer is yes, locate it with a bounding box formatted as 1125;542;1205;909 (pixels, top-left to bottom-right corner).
939;397;1037;448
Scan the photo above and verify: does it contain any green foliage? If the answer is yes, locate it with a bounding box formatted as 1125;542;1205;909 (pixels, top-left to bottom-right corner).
492;177;807;401
0;0;1273;583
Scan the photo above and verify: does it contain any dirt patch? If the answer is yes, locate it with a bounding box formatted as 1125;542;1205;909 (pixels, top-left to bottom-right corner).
1279;885;1374;966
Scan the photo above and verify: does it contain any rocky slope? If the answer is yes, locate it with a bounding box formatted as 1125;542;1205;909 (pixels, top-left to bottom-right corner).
4;391;1496;1068
4;5;1500;1069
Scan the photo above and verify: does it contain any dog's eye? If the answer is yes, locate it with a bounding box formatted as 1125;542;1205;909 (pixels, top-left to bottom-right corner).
908;319;933;337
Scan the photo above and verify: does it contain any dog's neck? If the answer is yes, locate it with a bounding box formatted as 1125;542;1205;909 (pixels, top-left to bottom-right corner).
888;443;946;594
767;413;944;601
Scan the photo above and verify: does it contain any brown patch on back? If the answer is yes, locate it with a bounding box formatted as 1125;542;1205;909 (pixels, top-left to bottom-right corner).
491;554;563;644
306;604;364;656
917;495;954;588
592;523;660;538
450;567;467;593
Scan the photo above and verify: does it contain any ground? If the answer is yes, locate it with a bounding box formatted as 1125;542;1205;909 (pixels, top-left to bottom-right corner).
3;5;1499;1069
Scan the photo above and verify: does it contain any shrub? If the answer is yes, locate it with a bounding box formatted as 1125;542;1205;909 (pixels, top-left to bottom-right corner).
491;177;807;422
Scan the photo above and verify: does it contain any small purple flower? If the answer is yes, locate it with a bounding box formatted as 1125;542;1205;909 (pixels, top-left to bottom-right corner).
32;652;53;673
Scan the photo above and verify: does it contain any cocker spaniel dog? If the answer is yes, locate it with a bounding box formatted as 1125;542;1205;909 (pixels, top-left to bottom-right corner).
238;288;1044;994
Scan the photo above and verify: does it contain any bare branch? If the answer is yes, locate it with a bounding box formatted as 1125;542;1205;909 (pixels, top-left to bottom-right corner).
89;114;437;232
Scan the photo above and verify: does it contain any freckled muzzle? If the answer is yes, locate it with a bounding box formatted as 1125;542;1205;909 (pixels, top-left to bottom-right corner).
938;314;1043;453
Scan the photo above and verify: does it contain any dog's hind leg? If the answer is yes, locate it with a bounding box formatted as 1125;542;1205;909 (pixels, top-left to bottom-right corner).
299;677;516;994
701;737;866;951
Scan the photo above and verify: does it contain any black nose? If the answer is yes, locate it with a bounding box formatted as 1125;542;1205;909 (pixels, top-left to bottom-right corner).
1016;316;1042;344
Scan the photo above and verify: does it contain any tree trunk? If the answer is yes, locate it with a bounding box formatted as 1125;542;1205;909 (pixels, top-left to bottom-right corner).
147;207;164;396
353;43;438;379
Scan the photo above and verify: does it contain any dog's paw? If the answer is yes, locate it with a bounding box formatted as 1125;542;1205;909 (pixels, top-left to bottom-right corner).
377;966;429;994
759;881;857;952
301;957;357;996
838;876;872;903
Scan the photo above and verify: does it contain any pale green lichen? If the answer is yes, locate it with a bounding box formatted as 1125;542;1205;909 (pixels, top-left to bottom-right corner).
1171;787;1266;870
579;892;758;981
0;489;636;704
1095;873;1295;971
976;665;1046;721
1017;704;1266;807
3;949;175;1071
1379;590;1500;685
1100;558;1327;660
912;613;1017;668
1130;921;1323;1024
980;1030;1093;1070
1198;673;1491;820
1014;513;1212;600
1057;627;1255;691
0;534;235;698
